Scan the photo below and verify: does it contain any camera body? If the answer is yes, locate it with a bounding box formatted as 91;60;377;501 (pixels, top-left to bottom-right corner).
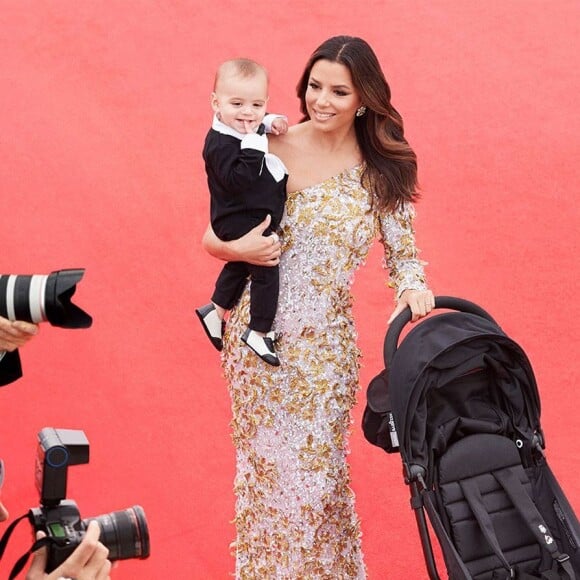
28;428;149;573
29;500;89;572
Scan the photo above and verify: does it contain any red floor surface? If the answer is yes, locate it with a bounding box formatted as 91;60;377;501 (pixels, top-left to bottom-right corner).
1;2;578;578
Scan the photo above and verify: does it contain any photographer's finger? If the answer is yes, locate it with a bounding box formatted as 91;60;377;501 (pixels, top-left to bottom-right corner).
80;523;110;575
94;558;112;580
0;325;22;344
80;545;112;580
0;501;9;522
12;320;39;335
0;320;38;350
51;521;103;576
0;318;35;336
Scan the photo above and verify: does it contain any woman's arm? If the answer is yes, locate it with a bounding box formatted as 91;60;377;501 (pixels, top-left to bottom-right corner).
202;215;281;266
378;203;435;323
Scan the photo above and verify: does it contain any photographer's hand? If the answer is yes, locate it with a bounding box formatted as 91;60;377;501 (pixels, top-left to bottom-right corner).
26;521;111;580
0;316;38;352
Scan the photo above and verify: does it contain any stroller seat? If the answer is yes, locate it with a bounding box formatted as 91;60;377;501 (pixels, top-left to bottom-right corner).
438;433;552;579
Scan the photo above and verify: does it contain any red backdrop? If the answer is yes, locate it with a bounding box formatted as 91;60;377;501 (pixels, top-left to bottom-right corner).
1;1;578;578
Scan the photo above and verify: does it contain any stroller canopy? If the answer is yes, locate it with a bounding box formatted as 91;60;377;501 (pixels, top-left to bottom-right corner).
387;309;542;472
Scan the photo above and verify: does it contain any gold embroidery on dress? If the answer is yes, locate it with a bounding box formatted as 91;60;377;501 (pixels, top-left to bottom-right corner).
223;166;426;578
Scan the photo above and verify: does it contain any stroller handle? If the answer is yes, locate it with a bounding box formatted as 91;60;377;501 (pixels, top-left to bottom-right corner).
384;296;497;368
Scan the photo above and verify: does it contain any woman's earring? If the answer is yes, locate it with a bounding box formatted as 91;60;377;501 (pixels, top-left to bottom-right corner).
356;106;367;117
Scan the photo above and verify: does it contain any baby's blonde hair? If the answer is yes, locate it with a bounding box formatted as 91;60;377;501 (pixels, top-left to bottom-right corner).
214;58;269;91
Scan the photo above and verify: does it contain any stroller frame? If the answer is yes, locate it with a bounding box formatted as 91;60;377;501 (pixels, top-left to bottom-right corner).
364;297;580;580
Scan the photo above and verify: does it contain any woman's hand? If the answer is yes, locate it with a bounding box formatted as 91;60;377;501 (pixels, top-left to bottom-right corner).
388;289;435;324
202;215;281;266
0;316;39;352
231;216;281;266
26;520;112;580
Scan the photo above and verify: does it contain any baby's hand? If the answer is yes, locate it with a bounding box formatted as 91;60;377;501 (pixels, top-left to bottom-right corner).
270;117;288;136
242;120;257;134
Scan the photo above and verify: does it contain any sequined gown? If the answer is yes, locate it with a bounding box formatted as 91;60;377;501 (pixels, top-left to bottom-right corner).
222;166;426;579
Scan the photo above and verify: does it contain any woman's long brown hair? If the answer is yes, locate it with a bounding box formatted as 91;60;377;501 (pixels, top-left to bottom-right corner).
297;36;419;211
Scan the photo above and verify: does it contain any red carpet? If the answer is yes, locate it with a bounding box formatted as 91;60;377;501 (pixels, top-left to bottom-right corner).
1;2;578;578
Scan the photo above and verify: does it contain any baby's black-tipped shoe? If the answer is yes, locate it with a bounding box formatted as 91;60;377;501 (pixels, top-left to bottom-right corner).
241;328;280;367
195;303;225;351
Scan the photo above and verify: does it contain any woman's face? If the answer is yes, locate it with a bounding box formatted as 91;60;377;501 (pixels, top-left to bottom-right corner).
304;59;362;132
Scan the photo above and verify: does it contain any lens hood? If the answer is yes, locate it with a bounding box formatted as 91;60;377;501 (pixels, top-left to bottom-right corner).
44;269;92;328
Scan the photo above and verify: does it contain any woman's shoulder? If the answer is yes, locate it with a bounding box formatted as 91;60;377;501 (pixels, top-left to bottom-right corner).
269;122;309;164
270;122;307;147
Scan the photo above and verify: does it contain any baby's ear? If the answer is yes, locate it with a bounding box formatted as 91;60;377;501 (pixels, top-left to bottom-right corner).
210;92;220;112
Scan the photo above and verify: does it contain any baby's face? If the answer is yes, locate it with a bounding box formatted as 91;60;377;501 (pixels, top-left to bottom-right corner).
211;71;268;134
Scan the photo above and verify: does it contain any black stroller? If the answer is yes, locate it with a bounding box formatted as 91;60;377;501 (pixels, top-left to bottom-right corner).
363;296;580;580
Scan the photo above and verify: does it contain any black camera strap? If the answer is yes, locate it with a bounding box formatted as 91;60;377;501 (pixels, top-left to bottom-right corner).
0;512;56;579
8;537;54;580
0;513;27;560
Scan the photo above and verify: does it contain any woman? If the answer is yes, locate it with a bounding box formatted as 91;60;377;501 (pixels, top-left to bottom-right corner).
203;35;434;578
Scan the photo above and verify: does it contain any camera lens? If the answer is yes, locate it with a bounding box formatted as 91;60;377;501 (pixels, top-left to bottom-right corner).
0;269;92;328
0;274;47;323
87;505;150;561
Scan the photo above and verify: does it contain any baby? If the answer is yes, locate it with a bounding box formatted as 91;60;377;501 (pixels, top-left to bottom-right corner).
196;58;288;366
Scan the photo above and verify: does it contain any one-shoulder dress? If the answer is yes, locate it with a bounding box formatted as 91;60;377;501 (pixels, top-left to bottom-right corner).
222;166;427;579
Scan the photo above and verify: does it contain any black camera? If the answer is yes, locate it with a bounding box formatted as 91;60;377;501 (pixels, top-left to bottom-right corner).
0;269;92;328
28;428;150;573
